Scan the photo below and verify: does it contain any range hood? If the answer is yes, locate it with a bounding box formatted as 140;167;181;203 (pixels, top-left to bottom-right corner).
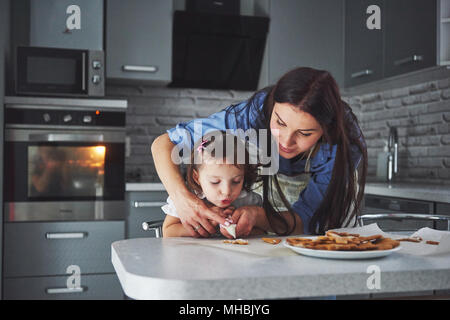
169;11;270;91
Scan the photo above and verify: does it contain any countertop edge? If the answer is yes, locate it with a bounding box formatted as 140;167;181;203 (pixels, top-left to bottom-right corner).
111;240;450;300
365;184;450;204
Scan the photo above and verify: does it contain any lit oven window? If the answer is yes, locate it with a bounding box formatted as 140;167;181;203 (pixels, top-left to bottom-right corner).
28;146;106;198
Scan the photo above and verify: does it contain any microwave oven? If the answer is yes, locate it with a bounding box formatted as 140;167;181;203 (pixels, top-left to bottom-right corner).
15;46;105;97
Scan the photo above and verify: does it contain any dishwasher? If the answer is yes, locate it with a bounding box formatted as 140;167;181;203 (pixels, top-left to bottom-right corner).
359;195;450;234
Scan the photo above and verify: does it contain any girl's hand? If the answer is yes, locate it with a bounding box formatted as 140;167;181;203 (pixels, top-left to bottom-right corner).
171;190;228;238
218;206;236;239
229;206;263;238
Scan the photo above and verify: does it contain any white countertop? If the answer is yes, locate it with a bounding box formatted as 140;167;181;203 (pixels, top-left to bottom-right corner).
365;182;450;204
125;182;450;203
111;236;450;300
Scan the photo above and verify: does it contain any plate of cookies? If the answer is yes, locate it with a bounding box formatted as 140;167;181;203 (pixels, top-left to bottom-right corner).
284;231;401;259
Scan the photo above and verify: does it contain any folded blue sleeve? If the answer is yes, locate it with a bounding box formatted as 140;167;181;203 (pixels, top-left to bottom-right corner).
168;109;230;149
291;145;337;235
167;91;267;150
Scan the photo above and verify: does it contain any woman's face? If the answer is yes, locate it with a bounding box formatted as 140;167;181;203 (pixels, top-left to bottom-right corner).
270;102;324;159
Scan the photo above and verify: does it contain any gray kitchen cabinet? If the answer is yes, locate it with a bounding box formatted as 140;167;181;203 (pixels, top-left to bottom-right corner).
3;273;123;300
126;191;168;238
436;202;450;215
4;221;125;277
435;202;450;230
3;221;125;300
11;0;103;50
344;0;384;87
106;0;173;84
384;0;437;78
268;0;345;88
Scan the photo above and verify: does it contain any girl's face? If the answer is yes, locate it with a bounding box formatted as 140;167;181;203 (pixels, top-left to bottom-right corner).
193;159;244;208
269;102;324;159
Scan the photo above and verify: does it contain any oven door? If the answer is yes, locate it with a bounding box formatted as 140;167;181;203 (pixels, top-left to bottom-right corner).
4;129;125;221
16;46;88;96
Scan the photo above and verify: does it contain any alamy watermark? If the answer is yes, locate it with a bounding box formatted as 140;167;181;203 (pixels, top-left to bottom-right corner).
170;124;280;176
366;5;381;30
66;265;81;290
366;265;381;290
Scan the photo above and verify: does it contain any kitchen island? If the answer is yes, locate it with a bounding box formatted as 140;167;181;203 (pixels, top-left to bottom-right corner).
111;236;450;300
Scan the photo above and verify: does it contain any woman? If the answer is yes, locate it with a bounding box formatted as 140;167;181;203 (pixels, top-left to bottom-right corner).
151;67;368;237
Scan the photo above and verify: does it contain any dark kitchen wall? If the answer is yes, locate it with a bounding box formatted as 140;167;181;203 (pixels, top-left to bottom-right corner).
343;66;450;185
106;85;254;182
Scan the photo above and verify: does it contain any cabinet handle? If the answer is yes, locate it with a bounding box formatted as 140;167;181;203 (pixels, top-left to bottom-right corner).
122;65;158;73
82;52;86;91
133;201;166;208
350;69;373;78
394;54;423;66
45;287;87;294
45;232;87;240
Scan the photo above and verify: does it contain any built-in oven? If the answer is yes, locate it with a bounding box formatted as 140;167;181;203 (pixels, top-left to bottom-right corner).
4;96;127;222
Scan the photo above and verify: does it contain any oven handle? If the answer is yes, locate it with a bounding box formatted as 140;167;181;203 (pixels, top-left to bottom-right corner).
29;133;104;142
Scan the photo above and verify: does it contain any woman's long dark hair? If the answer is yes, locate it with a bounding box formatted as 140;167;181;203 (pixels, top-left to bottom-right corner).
227;67;368;235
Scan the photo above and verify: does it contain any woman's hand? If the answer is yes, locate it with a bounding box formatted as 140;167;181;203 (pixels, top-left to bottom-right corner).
229;206;265;238
171;189;228;238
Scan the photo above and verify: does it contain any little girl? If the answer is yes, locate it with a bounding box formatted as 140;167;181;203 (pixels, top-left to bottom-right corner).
162;131;263;238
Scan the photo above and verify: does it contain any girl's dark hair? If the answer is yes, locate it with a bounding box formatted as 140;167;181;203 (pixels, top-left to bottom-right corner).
226;67;368;235
186;131;260;197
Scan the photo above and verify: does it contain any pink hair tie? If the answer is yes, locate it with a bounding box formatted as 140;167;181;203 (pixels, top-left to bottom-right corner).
196;139;208;153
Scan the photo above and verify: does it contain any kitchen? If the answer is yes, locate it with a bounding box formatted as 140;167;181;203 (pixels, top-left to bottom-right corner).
0;0;449;304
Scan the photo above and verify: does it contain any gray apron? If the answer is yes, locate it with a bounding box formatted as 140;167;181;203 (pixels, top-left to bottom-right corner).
253;145;316;211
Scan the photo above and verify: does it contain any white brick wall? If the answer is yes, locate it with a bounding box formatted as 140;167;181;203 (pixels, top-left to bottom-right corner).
106;85;253;182
346;76;450;185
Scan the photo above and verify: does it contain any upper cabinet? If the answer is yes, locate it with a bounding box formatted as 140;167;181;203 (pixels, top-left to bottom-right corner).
384;0;437;78
345;0;384;87
106;0;173;84
11;0;103;50
440;0;450;65
344;0;438;88
268;0;345;88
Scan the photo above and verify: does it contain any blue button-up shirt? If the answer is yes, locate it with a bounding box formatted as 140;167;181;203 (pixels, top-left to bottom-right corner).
167;91;363;234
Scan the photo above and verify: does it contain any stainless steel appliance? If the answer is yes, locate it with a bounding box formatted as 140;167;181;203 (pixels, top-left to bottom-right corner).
4;96;127;221
15;46;104;97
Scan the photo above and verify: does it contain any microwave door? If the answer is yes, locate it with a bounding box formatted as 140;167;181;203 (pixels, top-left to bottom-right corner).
16;47;87;96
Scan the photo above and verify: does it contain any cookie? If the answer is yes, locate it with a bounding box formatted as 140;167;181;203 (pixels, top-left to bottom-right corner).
262;238;282;245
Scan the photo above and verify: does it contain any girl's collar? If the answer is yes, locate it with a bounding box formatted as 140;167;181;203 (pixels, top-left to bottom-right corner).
195;189;249;201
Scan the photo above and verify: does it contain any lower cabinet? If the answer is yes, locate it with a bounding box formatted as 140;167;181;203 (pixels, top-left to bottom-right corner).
126;191;168;239
3;220;126;300
3;273;123;300
360;194;448;299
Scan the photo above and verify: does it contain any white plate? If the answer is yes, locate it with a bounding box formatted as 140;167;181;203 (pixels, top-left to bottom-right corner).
283;238;402;260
